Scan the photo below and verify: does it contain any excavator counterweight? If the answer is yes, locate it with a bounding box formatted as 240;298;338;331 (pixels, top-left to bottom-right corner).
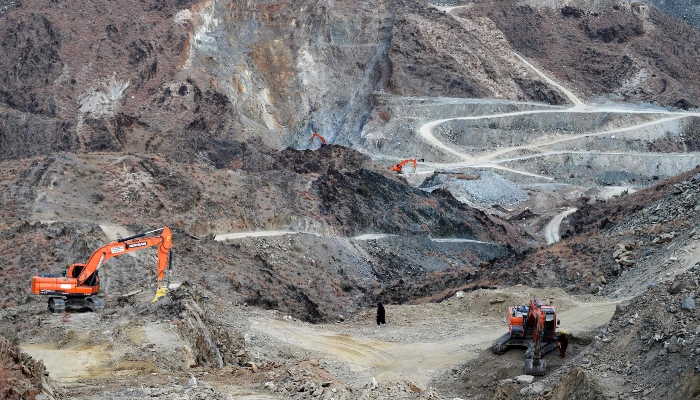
31;226;174;312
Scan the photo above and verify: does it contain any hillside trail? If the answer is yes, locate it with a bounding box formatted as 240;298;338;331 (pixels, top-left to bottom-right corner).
544;207;578;244
251;289;619;388
418;4;700;178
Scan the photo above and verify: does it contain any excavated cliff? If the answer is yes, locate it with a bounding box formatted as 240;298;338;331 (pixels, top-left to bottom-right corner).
4;0;698;163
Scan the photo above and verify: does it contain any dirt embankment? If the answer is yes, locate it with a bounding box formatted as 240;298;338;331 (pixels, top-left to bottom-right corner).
0;337;64;399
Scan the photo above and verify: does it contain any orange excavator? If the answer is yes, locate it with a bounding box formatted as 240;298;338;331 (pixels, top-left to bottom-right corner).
31;226;173;312
491;299;560;375
310;132;327;147
390;158;417;173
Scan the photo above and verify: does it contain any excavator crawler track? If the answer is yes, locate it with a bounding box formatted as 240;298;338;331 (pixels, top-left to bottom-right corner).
491;333;512;355
48;297;65;313
86;296;105;311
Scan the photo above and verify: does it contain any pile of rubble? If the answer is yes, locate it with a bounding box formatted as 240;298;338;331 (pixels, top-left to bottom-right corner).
553;264;699;399
261;370;445;400
616;171;700;231
612;242;636;269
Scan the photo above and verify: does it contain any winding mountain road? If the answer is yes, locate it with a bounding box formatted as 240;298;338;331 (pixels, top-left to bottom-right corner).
544;208;578;244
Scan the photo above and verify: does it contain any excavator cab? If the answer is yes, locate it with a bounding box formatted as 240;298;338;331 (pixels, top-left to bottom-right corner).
544;310;557;338
69;264;85;279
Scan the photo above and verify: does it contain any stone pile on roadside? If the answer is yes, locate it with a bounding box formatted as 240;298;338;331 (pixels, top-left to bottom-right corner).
612;242;636;269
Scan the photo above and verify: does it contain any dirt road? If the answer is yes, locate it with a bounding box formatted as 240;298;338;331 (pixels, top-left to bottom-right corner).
544;207;578;244
412;32;700;180
251;288;619;388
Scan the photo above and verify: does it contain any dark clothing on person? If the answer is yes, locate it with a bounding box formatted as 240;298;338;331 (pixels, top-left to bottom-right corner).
376;303;386;325
558;333;569;357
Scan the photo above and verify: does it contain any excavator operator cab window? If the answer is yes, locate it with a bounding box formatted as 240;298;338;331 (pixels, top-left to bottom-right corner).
71;265;84;279
544;312;556;337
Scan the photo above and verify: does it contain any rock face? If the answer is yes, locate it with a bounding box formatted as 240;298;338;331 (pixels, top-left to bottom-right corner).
647;0;700;30
465;1;700;108
0;337;64;400
185;0;395;149
548;368;605;400
2;0;700;162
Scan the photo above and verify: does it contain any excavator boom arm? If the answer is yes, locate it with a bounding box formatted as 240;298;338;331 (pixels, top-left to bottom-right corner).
390;158;417;172
76;227;173;286
310;132;327;145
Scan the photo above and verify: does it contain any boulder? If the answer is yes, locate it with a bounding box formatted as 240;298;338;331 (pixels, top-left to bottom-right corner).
186;376;197;389
619;257;636;267
613;248;625;259
516;375;535;384
682;297;696;311
668;282;683;294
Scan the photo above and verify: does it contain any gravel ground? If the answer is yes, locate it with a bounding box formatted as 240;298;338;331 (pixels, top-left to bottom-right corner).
423;170;529;205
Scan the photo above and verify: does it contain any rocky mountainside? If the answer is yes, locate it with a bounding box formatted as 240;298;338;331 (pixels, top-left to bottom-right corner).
2;0;700;162
460;0;700;109
648;0;700;30
2;0;700;398
0;144;525;322
488;166;700;298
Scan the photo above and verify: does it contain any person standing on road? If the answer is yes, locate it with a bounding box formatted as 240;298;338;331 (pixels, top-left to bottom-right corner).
557;330;569;358
377;303;386;326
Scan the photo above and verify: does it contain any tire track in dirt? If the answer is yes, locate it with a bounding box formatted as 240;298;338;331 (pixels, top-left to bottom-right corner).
251;298;620;387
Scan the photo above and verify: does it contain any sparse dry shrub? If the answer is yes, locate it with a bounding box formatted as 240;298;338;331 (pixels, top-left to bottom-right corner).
378;111;391;123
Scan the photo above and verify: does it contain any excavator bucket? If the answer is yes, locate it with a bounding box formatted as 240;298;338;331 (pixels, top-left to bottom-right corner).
524;357;547;376
151;286;168;302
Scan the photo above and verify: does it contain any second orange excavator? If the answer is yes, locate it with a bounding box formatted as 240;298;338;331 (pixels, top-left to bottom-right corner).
31;226;174;312
491;299;561;375
390;158;417;173
310;132;327;147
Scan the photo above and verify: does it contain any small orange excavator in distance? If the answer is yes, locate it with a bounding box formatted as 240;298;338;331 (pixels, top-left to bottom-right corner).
310;132;327;147
31;226;173;312
390;158;417;173
491;299;560;375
